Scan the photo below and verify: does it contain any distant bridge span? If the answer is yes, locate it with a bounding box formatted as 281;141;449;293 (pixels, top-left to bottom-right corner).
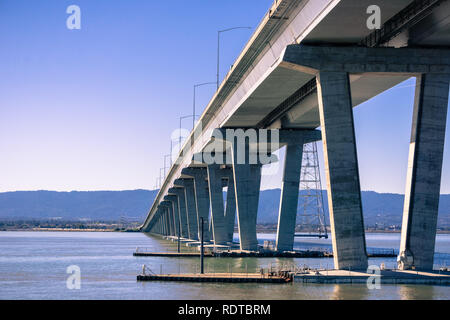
142;0;450;271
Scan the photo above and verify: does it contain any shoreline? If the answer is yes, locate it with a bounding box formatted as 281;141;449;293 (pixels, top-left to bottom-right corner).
0;228;138;232
1;228;449;234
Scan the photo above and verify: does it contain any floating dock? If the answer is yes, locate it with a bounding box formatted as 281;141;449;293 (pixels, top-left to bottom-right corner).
134;251;213;257
133;250;327;258
137;272;293;283
294;269;450;285
133;249;395;258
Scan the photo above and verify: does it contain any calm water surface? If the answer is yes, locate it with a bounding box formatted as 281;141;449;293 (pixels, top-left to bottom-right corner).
0;231;449;300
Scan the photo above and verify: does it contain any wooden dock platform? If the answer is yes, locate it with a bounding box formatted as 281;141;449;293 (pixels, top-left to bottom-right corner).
137;272;293;283
133;250;395;258
133;250;330;258
133;252;213;257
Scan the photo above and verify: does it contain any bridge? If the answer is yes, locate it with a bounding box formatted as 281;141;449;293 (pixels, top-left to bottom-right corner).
141;0;450;271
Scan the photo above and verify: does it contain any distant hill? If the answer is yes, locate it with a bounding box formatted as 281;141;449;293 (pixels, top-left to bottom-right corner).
0;189;448;228
259;190;449;228
0;190;158;222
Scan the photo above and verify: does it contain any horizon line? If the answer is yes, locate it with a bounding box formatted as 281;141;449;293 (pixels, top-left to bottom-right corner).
1;189;450;196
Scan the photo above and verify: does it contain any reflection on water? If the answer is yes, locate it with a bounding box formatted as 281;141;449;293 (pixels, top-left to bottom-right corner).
331;284;369;300
0;231;448;300
398;285;436;300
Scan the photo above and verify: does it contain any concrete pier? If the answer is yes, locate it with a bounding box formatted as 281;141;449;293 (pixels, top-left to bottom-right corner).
159;209;166;235
207;164;228;245
224;168;236;243
276;143;303;252
164;202;175;236
398;73;450;270
168;188;189;238
178;179;199;240
316;71;368;270
182;167;211;241
164;195;180;237
163;207;171;236
217;130;272;251
275;130;321;252
159;202;172;236
233;160;262;251
187;181;199;240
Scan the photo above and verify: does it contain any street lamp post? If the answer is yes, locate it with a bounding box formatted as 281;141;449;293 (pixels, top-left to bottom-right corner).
179;115;194;146
217;26;252;90
163;154;171;178
159;168;164;188
193;82;215;129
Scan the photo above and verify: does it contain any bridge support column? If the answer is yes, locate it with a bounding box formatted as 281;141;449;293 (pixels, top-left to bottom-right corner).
152;214;157;234
167;204;175;236
165;195;180;237
207;165;229;245
163;207;169;236
233;163;262;251
398;73;450;270
316;71;368;270
162;203;172;236
275;143;304;252
224;170;236;243
210;128;278;251
161;212;166;235
164;209;169;236
153;212;161;234
158;213;163;234
174;179;199;240
230;139;262;251
182;168;211;241
184;180;199;240
158;211;163;235
154;212;160;234
169;188;189;238
274;130;322;251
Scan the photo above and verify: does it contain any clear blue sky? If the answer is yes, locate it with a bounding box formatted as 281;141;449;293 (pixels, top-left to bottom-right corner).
0;0;449;194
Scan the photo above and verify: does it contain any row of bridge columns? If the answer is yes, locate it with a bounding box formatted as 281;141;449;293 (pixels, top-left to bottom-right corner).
148;70;449;271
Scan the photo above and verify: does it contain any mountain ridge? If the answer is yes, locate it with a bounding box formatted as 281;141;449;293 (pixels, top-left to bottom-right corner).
0;189;448;228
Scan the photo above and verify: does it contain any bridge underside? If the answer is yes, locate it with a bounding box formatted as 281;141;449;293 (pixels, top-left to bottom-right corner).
143;0;450;271
146;45;450;270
